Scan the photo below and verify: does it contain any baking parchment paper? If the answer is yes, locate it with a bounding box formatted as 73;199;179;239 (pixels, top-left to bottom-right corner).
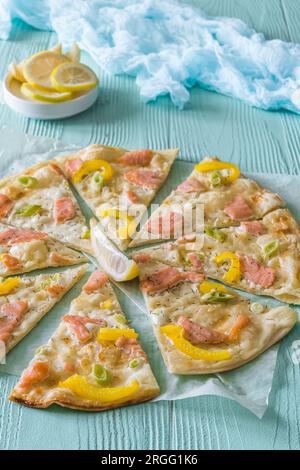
0;127;299;418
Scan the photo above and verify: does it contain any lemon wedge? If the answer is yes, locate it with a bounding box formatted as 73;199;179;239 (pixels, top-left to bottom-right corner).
51;63;98;92
90;219;139;282
20;83;72;103
22;51;69;89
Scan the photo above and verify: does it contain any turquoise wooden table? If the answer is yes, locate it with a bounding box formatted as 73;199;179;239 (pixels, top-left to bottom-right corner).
0;0;300;450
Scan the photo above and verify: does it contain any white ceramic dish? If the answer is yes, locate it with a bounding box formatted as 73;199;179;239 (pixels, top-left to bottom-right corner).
3;74;99;120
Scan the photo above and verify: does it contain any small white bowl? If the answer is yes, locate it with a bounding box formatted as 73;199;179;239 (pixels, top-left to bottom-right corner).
3;74;99;120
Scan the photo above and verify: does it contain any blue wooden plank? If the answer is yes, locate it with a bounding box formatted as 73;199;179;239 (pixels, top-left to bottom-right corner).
0;0;300;450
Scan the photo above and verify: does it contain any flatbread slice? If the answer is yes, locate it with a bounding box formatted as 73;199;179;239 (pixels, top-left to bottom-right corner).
0;223;87;277
130;156;285;247
0;161;92;254
9;269;160;410
137;209;300;304
132;249;297;374
0;264;87;355
56;144;178;251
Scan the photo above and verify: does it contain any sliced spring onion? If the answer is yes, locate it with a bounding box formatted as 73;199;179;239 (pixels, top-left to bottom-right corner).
18;176;38;189
90;171;104;193
92;363;111;386
210;171;222;187
201;290;234;302
262;240;279;258
204;226;226;242
129;358;140;369
16;204;42;217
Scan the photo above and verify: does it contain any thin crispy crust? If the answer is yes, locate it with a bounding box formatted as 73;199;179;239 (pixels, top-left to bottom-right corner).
9;387;160;411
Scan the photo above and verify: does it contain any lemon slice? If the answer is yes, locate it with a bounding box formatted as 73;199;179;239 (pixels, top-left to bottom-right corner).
8;62;25;82
20;83;72;103
22;51;69;89
65;42;81;63
51;63;98;92
50;43;62;55
90;219;139;282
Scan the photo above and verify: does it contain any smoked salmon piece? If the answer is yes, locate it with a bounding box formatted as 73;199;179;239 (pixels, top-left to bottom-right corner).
64;158;82;177
178;316;227;345
115;336;146;359
0;300;29;344
0;254;21;270
146;211;184;238
186;252;204;271
118;150;153;167
224;196;253;220
0;194;14;218
0;227;47;246
124;168;164;189
177;178;203;193
126;190;139;203
54;197;75;223
228;314;250;341
240;255;275;288
19;361;49;391
63;315;106;342
240;221;265;235
83;271;109;293
132;253;152;264
141;266;204;294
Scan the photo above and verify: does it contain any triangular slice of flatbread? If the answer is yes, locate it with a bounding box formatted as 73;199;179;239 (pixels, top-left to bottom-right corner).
0;223;87;277
135;209;300;304
132;249;297;374
9;269;160;410
56;144;178;251
130;156;285;247
0;264;88;355
0;161;92;254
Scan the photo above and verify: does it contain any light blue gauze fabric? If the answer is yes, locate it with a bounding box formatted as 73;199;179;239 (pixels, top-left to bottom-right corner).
1;0;300;111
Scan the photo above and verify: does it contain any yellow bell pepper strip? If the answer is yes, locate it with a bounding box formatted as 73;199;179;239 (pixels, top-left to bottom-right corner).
100;299;113;310
0;277;21;295
160;325;231;361
58;375;140;403
194;161;240;184
199;281;228;294
214;251;241;283
98;328;138;342
80;229;90;239
72;159;113;183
